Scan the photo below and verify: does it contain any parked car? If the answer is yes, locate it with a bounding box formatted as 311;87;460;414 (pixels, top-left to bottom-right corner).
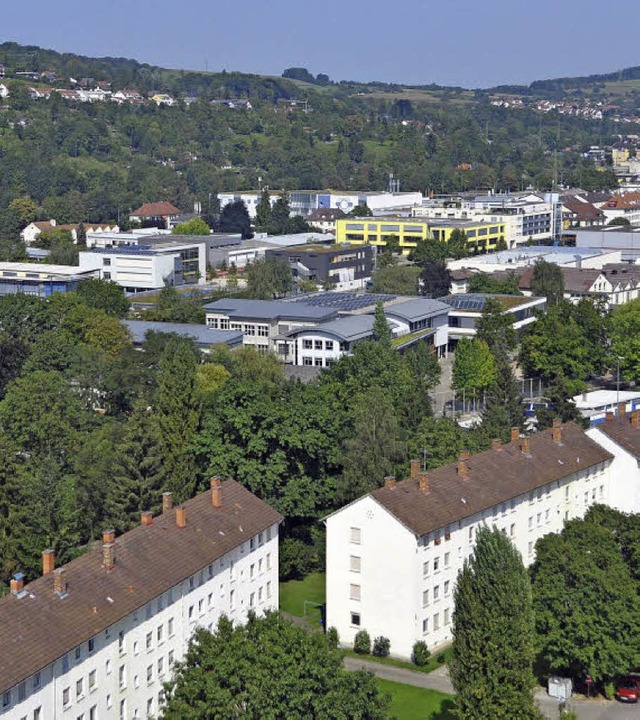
615;675;640;702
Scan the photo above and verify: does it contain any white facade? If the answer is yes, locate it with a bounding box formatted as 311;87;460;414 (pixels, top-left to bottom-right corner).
0;523;279;720
587;428;640;514
326;456;612;660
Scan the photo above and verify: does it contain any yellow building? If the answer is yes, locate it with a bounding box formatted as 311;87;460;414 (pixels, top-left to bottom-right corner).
334;217;506;254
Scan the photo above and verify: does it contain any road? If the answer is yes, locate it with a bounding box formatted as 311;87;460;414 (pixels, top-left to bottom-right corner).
344;657;639;719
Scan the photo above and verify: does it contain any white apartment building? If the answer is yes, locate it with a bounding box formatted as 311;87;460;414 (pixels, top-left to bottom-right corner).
0;479;282;720
326;421;614;660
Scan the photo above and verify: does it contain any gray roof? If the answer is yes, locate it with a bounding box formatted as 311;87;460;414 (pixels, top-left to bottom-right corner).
385;298;450;322
124;320;243;348
203;299;337;322
293;314;379;342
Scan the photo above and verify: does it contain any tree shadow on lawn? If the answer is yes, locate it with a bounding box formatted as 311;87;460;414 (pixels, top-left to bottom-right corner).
429;698;456;720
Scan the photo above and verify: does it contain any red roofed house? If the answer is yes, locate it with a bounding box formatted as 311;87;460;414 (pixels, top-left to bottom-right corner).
21;220;119;246
130;202;183;229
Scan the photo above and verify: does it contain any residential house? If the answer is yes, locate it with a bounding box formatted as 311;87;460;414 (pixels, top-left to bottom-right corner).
0;480;281;720
0;83;9;99
129;202;183;229
149;93;175;106
560;195;606;228
21;221;119;246
599;192;640;226
325;421;613;659
307;208;346;234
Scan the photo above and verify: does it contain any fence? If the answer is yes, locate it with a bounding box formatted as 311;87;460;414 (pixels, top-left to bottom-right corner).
431;377;548;417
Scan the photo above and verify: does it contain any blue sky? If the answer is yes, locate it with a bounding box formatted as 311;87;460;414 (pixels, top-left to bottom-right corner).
3;0;640;88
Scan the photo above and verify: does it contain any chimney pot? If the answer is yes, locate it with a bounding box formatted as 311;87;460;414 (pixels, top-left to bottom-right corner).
102;529;115;544
491;438;502;450
619;401;627;417
606;411;614;422
141;511;153;527
521;437;531;455
384;475;396;489
418;472;429;493
10;574;25;596
53;568;67;596
410;459;421;480
102;543;115;570
42;549;55;576
510;427;520;443
457;451;469;478
632;410;640;428
176;506;186;529
552;419;562;443
162;492;174;513
210;477;222;508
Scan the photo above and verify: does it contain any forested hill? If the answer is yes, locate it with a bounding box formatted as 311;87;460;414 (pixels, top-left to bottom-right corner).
0;42;631;259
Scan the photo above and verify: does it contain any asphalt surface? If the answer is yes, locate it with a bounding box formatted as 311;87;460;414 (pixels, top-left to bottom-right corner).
343;657;640;719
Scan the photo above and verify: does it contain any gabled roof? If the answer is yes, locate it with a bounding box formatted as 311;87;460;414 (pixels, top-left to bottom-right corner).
561;197;605;221
519;266;603;294
0;480;282;695
597;414;640;459
131;202;182;217
369;422;611;537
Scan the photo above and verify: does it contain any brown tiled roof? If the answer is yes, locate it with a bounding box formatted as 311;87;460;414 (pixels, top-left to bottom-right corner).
519;266;602;294
370;423;611;536
0;480;282;695
598;415;640;459
562;197;604;221
131;202;182;217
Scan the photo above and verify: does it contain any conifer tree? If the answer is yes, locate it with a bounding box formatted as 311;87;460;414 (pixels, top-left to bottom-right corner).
372;301;392;346
450;526;541;720
255;188;272;231
154;338;201;502
482;356;525;443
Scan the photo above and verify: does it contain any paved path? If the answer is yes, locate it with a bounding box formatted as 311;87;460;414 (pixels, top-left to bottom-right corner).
343;657;638;720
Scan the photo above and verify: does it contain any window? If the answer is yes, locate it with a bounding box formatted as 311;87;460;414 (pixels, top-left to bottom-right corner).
510;523;516;537
146;632;152;650
119;664;126;689
444;608;451;626
422;590;429;607
188;605;194;620
303;339;313;349
106;694;112;710
444;580;450;596
62;654;70;673
325;341;333;350
118;630;125;655
147;698;154;717
433;613;440;631
89;670;96;690
18;682;26;702
423;561;429;577
157;625;164;644
250;563;255;579
75;646;82;662
350;584;361;601
230;589;235;609
302;356;313;366
314;358;323;366
350;555;361;573
545;509;550;522
250;592;255;607
103;272;111;280
267;553;272;570
119;699;126;720
33;672;41;690
350;527;361;544
168;650;175;666
258;586;263;602
528;541;533;557
565;486;570;500
88;638;95;654
433;585;440;601
537;513;542;527
267;580;272;598
63;688;70;706
444;552;450;568
433;557;439;572
468;526;473;540
35;708;42;720
75;678;84;699
208;592;213;607
422;618;429;634
147;665;153;684
528;516;533;529
350;612;361;626
106;659;112;675
257;325;269;337
158;657;165;677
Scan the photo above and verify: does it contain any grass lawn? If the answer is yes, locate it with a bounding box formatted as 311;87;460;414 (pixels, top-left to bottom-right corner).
279;572;325;623
344;646;453;675
377;679;455;720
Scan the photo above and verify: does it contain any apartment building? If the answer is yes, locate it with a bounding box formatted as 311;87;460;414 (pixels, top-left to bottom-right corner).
0;479;282;720
325;421;613;660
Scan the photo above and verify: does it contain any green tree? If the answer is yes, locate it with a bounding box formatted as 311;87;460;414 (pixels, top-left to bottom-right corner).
172;217;211;235
450;526;540;720
411;239;448;266
76;278;130;318
482;356;525;442
371;264;420;294
219;200;253;239
154;338;201;502
531;514;640;684
452;338;496;397
0;333;29;399
161;612;390;720
268;194;291;235
255;188;272;230
419;262;451;298
467;272;521;295
476;297;517;359
447;228;469;259
610;298;640;383
372;301;392;345
531;259;564;305
349;204;373;217
246;256;293;299
8;196;38;227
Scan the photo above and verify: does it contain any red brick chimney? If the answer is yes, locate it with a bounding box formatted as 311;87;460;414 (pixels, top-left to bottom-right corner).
103;543;115;570
552;419;562;443
384;475;396;489
632;411;640;428
53;568;67;596
410;459;421;480
211;477;222;508
162;492;174;513
176;506;186;529
457;451;469;478
606;411;614;422
141;511;153;527
418;472;429;493
510;427;520;443
103;529;115;544
491;438;502;450
521;437;531;455
9;574;24;596
42;549;55;576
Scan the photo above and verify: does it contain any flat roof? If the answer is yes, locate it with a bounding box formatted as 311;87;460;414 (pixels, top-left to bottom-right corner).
572;390;640;410
124;321;243;347
290;292;397;312
203;298;338;322
0;262;96;278
441;293;545;312
384;298;451;322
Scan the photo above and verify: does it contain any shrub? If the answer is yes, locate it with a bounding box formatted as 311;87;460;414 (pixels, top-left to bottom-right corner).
604;682;615;700
326;626;339;649
372;636;390;657
412;640;431;666
437;653;446;664
354;630;371;655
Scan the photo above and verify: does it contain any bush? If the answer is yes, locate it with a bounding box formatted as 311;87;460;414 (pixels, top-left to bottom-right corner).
279;538;312;580
437;653;446;664
412;640;431;666
354;630;371;655
604;682;615;700
326;627;339;649
372;636;390;657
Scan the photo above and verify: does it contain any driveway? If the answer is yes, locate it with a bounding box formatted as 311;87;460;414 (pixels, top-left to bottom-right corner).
343;657;639;719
